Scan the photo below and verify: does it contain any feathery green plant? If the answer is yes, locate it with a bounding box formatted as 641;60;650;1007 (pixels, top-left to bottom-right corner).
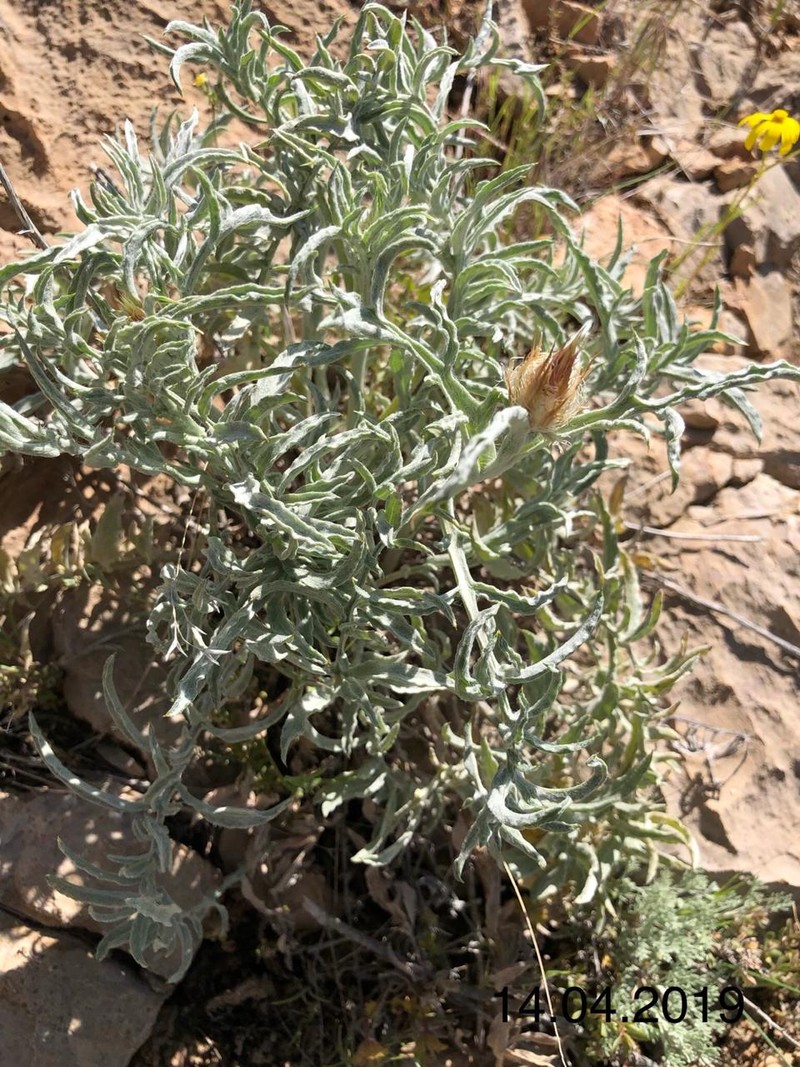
581;870;790;1066
0;1;797;979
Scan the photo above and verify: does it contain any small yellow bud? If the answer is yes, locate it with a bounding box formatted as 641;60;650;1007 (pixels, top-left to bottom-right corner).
193;73;209;88
505;328;591;433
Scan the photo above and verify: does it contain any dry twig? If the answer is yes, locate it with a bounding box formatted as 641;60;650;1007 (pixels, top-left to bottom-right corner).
504;861;569;1067
624;521;762;543
743;993;800;1052
646;571;800;662
0;159;49;250
301;896;427;981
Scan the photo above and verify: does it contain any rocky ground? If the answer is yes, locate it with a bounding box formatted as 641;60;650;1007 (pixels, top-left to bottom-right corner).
0;0;798;1064
574;0;800;893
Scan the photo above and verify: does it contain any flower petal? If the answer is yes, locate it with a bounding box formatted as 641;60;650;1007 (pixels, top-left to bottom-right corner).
759;126;780;153
780;117;800;155
743;127;760;151
738;112;770;128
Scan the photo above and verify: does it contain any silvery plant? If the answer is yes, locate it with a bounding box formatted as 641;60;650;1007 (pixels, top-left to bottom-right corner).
0;1;794;979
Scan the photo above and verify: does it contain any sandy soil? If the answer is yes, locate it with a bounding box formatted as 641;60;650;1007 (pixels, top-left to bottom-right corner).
0;0;358;261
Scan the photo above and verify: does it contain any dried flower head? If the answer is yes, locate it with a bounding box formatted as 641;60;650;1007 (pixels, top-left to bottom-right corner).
738;108;800;156
505;328;591;433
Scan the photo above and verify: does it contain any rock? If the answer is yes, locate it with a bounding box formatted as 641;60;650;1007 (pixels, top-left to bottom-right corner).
685;470;797;527
575;192;675;296
686;448;736;502
494;0;538;68
519;0;552;27
728;243;756;278
605;434;735;531
603;356;800;532
593;137;667;183
681;367;800;491
695;22;757;106
683;302;746;356
601;371;800;887
0;789;221;979
0;914;165;1067
750;41;800;103
657;475;800;889
644;6;707;129
733;269;793;358
714;158;759;193
724;163;800;268
0;0;251;263
93;739;146;778
644;447;735;528
763;452;800;491
521;0;601;45
0;455;79;562
707;126;753;161
634;176;728;293
669;139;720;181
635;177;718;234
730;457;763;486
51;584;179;762
786;157;800;199
761;165;800;267
701;375;798;455
564;47;616;88
681;399;721;432
724;207;760;260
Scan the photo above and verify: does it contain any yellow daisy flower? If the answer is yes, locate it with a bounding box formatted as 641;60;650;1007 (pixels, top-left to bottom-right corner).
738;108;800;156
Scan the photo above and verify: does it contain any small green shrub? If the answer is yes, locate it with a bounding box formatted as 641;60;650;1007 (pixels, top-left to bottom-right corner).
574;870;790;1066
0;2;797;979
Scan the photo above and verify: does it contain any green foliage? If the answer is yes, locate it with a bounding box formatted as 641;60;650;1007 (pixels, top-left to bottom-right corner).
578;869;790;1066
0;1;797;979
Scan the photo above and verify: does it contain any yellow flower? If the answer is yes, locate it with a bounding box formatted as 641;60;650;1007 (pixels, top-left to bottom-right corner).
738;108;800;156
505;327;591;433
193;72;209;88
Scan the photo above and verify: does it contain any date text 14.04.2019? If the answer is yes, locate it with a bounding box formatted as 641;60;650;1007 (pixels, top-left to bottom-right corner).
493;985;745;1028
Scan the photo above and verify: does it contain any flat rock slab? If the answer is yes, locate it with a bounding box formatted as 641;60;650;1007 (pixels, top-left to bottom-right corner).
0;915;166;1067
0;789;221;979
51;584;178;762
0;0;358;263
575;192;676;296
725;164;800;271
595;345;800;892
733;270;794;358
